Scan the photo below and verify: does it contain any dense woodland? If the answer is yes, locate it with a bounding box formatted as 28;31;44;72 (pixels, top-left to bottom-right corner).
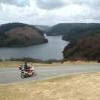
47;23;100;41
0;23;48;47
63;34;100;62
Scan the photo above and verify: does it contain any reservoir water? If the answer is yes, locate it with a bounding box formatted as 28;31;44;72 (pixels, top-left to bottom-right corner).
0;36;68;60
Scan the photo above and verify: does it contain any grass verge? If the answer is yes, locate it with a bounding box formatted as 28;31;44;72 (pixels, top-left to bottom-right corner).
0;60;99;68
0;72;100;100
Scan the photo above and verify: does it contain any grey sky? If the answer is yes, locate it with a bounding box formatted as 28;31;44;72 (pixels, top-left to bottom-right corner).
0;0;100;25
36;0;66;10
0;0;29;6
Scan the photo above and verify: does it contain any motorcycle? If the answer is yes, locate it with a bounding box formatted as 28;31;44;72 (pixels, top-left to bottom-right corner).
18;65;36;79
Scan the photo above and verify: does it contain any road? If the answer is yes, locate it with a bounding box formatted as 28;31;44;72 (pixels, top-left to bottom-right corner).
0;64;100;84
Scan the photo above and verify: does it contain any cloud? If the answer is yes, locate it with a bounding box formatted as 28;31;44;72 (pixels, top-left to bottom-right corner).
0;0;100;25
0;0;29;7
67;0;100;8
35;0;100;10
36;0;66;10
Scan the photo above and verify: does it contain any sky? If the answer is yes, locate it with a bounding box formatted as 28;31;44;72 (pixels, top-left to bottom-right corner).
0;0;100;25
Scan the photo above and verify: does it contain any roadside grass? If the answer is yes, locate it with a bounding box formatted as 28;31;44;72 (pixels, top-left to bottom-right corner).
0;61;59;68
0;60;99;68
0;61;24;68
0;72;100;100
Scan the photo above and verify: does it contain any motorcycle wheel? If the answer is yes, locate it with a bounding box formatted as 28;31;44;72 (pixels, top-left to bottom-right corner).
21;73;25;79
32;72;37;76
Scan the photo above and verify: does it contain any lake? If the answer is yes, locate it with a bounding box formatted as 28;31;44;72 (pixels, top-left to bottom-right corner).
0;36;68;61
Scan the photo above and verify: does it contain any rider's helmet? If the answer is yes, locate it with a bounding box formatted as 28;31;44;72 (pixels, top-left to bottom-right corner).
24;61;28;69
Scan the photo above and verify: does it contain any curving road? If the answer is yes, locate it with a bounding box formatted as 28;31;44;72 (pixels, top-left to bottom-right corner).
0;64;100;84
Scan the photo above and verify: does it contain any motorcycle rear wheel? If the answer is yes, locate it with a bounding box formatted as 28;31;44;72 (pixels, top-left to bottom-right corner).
21;73;25;79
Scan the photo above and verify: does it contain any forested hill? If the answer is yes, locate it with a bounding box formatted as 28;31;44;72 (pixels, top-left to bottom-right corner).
35;25;50;32
47;23;100;41
63;34;100;62
0;23;48;47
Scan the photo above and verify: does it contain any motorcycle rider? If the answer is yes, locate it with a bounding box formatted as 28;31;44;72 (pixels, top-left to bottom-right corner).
24;61;29;70
18;62;36;78
30;63;35;71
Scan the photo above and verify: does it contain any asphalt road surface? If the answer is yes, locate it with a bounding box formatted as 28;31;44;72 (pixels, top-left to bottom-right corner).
0;64;100;84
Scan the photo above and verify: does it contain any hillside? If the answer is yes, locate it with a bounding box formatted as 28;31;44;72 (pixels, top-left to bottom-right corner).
46;23;100;61
63;34;100;62
47;23;100;41
35;25;50;32
0;23;48;47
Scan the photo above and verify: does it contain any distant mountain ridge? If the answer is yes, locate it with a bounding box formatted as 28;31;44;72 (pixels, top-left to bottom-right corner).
35;25;50;32
47;23;100;41
0;23;48;47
